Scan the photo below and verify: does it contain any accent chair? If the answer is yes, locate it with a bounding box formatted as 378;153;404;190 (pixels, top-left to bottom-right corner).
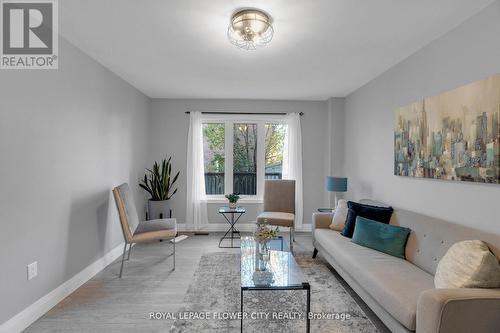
257;179;296;250
112;183;177;277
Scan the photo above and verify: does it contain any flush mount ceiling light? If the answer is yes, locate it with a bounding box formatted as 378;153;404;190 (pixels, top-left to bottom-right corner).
227;8;274;50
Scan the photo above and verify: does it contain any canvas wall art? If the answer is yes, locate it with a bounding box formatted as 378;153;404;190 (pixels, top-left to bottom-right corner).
394;73;500;184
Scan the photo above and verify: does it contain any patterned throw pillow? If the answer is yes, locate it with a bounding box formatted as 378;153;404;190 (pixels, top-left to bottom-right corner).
330;199;348;231
434;240;500;289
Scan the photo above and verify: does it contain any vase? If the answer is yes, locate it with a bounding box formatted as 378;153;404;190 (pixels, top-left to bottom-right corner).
254;240;270;271
148;200;171;220
229;202;237;209
257;240;270;256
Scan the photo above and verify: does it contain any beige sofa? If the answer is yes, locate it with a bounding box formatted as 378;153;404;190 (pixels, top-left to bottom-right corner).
312;202;500;333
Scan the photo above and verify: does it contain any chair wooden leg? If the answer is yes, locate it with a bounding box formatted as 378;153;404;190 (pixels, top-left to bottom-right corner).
292;227;295;242
289;228;293;252
126;243;132;260
119;242;128;278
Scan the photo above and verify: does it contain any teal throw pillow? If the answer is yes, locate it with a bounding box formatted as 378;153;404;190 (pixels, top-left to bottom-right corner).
352;216;411;259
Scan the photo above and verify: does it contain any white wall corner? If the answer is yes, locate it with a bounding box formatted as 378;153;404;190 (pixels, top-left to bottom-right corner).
0;242;127;333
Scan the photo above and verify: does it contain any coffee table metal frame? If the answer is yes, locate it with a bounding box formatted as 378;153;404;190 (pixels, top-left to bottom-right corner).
239;236;310;332
240;283;311;333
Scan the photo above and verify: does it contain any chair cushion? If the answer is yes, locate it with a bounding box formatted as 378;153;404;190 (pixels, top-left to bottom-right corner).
115;183;140;234
315;229;434;330
434;240;500;289
132;218;177;242
263;180;295;214
257;212;295;227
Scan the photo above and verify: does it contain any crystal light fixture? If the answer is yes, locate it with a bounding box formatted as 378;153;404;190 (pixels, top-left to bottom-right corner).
227;9;274;50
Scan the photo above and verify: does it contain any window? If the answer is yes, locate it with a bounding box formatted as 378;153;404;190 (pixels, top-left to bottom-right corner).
203;123;225;195
202;118;287;199
265;123;286;180
233;123;257;195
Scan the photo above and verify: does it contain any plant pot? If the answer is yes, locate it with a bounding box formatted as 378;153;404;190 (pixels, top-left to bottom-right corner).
148;200;171;220
229;202;237;209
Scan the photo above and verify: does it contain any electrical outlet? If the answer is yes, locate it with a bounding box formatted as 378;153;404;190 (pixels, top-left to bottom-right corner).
27;261;38;280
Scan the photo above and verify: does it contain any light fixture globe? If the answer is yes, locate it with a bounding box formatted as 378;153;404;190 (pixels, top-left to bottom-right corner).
227;9;274;50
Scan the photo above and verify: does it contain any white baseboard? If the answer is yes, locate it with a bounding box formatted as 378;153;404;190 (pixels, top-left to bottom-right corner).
177;223;312;233
0;242;127;333
0;222;313;332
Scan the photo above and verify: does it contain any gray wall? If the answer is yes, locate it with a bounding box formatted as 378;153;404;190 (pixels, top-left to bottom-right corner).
326;98;346;207
0;38;149;323
344;1;500;233
148;99;330;228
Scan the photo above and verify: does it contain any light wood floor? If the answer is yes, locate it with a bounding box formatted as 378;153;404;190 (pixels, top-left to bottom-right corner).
25;232;388;332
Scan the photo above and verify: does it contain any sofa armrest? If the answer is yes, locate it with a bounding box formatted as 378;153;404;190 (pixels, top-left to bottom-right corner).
312;212;333;230
417;288;500;333
312;212;333;245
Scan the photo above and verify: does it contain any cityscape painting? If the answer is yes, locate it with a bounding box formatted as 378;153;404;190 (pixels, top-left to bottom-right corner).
394;73;500;184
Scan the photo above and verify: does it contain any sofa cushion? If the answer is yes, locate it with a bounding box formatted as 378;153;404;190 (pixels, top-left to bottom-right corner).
434;240;500;289
341;201;393;238
315;228;434;330
352;216;411;259
257;212;295;227
330;199;348;231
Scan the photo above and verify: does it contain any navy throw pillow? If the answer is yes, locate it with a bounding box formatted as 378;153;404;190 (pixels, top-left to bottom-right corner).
341;201;393;238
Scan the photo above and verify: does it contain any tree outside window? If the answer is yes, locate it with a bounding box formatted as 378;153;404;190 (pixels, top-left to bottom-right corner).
202;120;287;197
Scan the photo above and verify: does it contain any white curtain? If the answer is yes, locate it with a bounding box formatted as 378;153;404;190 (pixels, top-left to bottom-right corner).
282;112;303;230
186;111;208;230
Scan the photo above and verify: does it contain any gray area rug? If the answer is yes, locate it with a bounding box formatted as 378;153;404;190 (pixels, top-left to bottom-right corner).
170;252;379;332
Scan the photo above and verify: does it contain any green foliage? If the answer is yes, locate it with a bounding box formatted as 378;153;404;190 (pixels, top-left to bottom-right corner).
203;124;225;172
265;124;286;166
204;123;225;150
203;122;286;174
225;193;240;203
139;157;180;201
234;124;257;172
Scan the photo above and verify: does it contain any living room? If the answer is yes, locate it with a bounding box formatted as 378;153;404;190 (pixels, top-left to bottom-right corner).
1;1;499;332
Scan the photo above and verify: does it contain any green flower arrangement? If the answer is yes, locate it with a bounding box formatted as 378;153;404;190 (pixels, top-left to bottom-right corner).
254;222;279;242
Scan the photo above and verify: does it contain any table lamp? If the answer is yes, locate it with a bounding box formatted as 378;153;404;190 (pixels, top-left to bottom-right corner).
325;176;348;208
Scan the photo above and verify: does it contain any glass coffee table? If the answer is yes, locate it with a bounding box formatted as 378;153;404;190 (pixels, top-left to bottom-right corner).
240;236;311;332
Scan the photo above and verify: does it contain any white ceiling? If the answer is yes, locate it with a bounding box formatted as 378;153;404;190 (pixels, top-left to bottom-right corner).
60;0;495;100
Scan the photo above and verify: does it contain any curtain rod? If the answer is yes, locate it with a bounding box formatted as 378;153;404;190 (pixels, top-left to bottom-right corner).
184;111;304;116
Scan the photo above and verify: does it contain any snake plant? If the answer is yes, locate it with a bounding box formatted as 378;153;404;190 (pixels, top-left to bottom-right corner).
140;157;180;201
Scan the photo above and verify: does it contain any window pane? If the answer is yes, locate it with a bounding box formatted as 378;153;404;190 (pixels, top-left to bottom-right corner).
265;123;286;180
233;123;257;195
203;123;225;195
